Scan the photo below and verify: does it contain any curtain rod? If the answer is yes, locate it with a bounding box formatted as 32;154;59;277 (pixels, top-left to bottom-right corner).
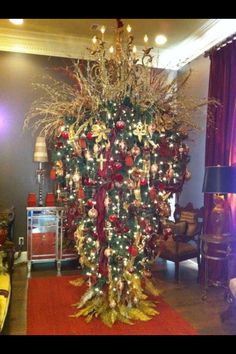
204;32;236;57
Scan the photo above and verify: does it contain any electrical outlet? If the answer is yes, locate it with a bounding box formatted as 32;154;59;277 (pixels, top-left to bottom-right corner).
18;237;24;246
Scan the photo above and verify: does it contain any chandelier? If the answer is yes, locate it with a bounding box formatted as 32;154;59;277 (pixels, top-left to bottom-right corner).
84;19;157;103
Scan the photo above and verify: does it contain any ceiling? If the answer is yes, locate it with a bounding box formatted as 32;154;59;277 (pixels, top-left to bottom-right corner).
0;19;236;70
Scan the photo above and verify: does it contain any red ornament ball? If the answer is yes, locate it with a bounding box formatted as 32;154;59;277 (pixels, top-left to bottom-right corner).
115;120;125;129
114;174;123;183
61;131;69;139
113;162;123;171
109;214;118;223
86;132;94;140
125;155;134;167
140;178;147;186
128;245;139;257
123;226;129;233
87;199;95;207
92;231;98;239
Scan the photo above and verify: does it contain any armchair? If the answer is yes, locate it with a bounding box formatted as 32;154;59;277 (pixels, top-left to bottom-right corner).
159;203;204;282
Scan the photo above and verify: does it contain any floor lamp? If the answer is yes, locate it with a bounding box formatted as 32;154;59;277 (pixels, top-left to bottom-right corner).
202;166;236;236
33;136;48;207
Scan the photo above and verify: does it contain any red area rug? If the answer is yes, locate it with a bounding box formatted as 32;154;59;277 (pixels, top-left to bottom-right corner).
27;275;198;335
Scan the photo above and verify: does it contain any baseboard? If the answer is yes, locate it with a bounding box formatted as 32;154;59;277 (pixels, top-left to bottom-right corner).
14;251;27;264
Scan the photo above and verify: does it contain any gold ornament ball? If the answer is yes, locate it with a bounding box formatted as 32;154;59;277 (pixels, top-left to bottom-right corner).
109;300;116;308
104;247;113;257
88;206;98;218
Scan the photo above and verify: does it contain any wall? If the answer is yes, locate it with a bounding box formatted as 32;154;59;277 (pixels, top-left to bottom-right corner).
0;51;72;249
178;54;210;208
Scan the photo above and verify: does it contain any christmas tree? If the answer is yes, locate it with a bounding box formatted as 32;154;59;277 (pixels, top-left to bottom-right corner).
24;20;208;326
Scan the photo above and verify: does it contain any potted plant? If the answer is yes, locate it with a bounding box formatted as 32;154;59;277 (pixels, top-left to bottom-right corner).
0;220;8;245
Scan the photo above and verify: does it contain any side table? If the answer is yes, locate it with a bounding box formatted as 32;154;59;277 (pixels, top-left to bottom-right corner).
200;234;232;302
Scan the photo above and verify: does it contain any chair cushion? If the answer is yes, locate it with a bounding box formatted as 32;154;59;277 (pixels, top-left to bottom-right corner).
0;273;11;332
179;211;198;237
160;238;197;261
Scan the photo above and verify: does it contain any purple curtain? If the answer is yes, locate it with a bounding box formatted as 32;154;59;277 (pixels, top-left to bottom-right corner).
204;40;236;281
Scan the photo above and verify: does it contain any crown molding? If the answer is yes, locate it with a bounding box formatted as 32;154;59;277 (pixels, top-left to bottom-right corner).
158;19;236;70
0;19;236;70
0;27;92;59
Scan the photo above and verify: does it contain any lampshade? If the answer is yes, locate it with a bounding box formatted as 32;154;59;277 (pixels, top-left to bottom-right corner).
202;166;236;194
33;136;48;162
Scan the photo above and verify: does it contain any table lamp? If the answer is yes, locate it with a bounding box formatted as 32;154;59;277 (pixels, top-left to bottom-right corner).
33;136;48;206
202;165;236;236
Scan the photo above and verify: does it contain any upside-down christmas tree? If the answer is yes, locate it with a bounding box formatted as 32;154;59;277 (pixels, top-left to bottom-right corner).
24;20;209;326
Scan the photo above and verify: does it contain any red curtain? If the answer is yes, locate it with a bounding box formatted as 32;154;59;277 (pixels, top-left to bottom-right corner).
204;40;236;281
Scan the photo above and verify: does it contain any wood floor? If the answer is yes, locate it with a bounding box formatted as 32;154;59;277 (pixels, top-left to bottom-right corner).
2;259;236;335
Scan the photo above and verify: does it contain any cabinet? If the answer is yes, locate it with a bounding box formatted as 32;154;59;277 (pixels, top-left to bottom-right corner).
27;207;77;277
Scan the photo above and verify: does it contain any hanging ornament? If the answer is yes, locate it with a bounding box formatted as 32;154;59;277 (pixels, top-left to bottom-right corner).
127;179;135;190
87;199;95;207
123;201;130;212
185;169;192;181
104;247;113;257
50;167;57;180
113;161;122;171
150;163;158;175
88;206;98;218
91;123;111;143
134;187;141;201
117;280;124;291
84;150;92;160
125;155;134;167
74;141;82;156
179;146;184;157
116;120;126;129
147;123;156;136
119;139;127;151
149;187;157;200
97;153;107;170
93;143;100;156
109;300;116;308
166;163;174;180
86;132;94;140
128;245;139;257
133;122;147;142
140;177;147;186
106;140;111;151
104;196;111;208
143;270;152;278
55;160;63;176
131;145;141;158
61;131;69;139
72;170;80;183
79;137;87;148
77;187;85;199
109;214;118;223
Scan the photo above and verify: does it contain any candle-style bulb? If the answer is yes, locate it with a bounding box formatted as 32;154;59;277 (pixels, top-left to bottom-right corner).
100;26;106;34
126;24;132;33
144;34;148;43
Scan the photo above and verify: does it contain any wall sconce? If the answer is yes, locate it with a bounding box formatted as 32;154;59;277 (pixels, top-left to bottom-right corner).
202;165;236;235
33;136;48;206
